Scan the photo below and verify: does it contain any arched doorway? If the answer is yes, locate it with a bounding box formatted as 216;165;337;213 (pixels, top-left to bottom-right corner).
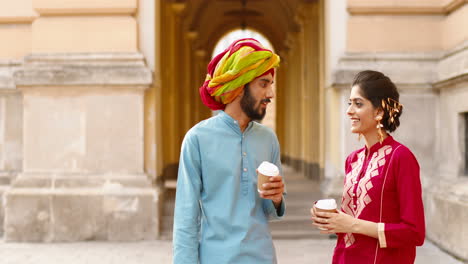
157;0;325;186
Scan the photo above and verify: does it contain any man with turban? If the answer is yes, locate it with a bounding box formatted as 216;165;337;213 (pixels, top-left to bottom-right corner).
173;38;285;264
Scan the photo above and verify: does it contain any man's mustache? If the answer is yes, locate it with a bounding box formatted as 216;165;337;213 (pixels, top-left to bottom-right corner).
261;98;271;103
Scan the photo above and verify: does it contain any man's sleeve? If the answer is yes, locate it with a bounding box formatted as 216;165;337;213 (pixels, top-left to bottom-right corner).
173;133;202;263
378;148;425;248
263;134;285;220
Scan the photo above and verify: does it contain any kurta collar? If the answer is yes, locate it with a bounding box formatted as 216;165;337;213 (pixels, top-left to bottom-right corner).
218;111;253;135
365;135;395;156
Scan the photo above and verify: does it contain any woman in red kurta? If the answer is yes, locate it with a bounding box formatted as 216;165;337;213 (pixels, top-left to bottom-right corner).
311;70;425;264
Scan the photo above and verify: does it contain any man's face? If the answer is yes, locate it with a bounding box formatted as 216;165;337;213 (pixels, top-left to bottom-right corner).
240;73;275;121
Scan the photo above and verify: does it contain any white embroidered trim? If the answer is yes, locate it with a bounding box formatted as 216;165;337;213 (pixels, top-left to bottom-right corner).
378;223;387;248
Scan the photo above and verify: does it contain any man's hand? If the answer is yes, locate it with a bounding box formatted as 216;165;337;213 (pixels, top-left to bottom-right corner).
258;175;284;208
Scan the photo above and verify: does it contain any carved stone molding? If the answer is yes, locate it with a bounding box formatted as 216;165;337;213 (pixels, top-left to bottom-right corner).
0;60;22;91
332;52;440;90
332;40;468;91
14;53;152;88
348;0;467;15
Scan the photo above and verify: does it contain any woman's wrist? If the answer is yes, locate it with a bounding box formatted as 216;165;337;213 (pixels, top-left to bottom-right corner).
350;217;360;234
351;218;379;238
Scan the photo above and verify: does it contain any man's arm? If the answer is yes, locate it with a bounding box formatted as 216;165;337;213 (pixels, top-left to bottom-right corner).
260;134;285;219
260;175;285;218
173;133;202;264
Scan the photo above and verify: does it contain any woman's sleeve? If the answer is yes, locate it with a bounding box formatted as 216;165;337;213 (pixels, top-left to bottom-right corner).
378;147;425;248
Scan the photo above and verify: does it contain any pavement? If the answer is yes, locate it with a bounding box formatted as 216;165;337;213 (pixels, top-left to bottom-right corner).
1;166;465;264
0;238;464;264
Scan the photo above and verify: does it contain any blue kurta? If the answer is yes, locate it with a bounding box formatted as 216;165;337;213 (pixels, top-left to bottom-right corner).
173;111;285;264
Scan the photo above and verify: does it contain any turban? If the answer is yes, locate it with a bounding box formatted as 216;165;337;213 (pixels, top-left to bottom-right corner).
199;38;280;110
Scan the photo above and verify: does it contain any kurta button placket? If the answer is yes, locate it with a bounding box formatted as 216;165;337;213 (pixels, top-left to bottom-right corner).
241;132;249;196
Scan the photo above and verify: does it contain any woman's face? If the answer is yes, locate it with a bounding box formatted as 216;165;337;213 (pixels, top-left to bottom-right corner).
346;85;380;136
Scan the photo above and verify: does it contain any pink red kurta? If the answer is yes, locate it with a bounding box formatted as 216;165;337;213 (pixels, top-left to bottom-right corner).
333;136;425;264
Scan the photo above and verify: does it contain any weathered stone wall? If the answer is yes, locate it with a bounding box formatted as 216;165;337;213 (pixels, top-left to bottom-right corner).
0;0;161;241
3;53;159;242
0;60;23;235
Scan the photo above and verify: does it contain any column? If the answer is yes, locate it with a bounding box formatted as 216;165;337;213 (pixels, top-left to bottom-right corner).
0;0;35;235
4;0;158;242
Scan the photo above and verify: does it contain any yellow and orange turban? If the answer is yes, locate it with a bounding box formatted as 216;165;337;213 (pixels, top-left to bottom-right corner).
199;38;280;110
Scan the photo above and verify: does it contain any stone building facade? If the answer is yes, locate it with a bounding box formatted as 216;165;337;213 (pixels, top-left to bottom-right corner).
0;0;466;261
0;0;160;241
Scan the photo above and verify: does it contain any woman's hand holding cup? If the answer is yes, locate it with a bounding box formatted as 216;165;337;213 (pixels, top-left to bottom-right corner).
311;199;338;231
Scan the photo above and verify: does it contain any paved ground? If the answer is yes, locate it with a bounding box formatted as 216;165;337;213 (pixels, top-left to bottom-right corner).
1;166;465;264
0;238;464;264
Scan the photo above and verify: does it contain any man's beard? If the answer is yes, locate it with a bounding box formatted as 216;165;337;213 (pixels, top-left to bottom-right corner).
240;83;267;121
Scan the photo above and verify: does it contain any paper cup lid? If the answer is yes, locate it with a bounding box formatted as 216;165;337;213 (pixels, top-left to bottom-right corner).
315;199;337;210
257;161;279;176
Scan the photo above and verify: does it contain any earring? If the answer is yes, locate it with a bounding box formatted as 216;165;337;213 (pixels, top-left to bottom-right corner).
376;116;384;143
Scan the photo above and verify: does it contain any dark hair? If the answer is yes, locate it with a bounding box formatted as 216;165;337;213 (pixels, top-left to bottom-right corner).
352;70;403;132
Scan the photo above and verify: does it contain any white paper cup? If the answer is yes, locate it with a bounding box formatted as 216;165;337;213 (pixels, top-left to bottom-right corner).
257;161;279;192
314;199;337;230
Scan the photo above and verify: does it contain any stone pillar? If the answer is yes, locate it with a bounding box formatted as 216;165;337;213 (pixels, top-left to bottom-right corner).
283;33;302;171
4;53;156;242
160;2;186;181
0;60;23;235
296;1;322;180
193;49;211;122
276;1;323;179
0;0;36;236
275;48;287;151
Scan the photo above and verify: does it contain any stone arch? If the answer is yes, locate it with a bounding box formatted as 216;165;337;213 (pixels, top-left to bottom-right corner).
158;0;326;188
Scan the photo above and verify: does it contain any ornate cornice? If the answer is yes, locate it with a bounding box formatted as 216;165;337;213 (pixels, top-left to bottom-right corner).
0;16;38;24
348;0;467;15
14;53;152;88
0;60;22;90
332;41;468;91
33;8;136;16
32;0;137;16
